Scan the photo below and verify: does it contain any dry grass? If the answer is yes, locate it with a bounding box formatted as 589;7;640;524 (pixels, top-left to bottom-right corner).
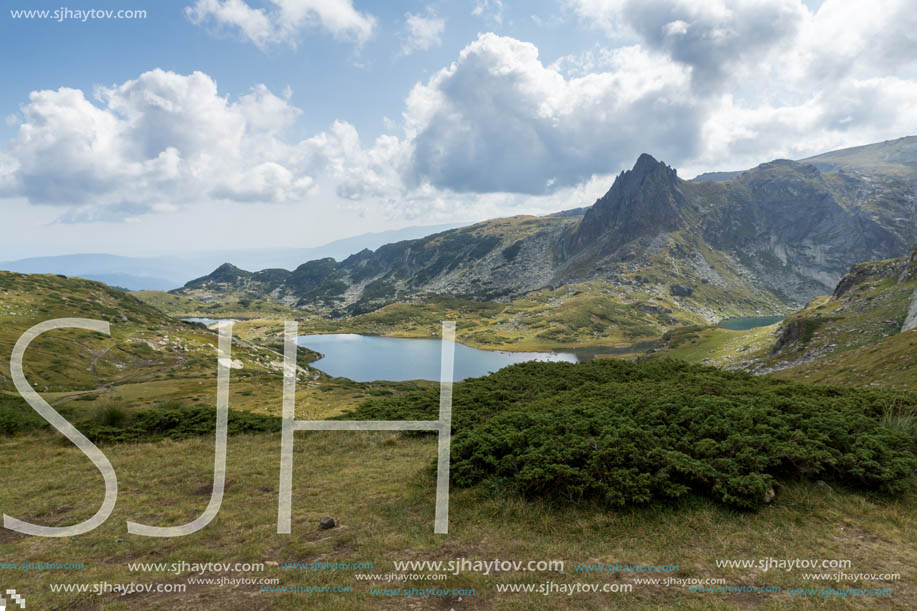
1;429;913;610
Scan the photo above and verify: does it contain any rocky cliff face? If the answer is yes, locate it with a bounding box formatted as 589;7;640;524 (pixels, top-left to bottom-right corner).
755;247;917;374
698;160;905;301
557;153;915;309
566;154;686;253
178;139;917;319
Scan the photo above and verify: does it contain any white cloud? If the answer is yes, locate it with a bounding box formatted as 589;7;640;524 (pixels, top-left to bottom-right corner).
184;0;273;47
0;151;20;195
400;33;697;194
5;2;917;227
185;0;376;49
686;77;917;175
0;70;347;221
471;0;504;25
569;0;806;88
793;0;917;84
212;162;314;203
561;0;917;176
400;9;445;56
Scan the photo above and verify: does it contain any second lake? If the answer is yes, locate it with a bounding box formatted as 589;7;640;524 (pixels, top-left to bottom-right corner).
297;334;580;382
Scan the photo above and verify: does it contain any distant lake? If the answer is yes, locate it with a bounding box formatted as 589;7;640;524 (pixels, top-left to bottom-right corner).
297;334;580;382
717;316;784;331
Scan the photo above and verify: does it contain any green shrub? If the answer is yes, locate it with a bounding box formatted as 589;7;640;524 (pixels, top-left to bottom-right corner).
0;395;48;434
94;403;128;427
336;359;917;509
367;388;394;396
79;402;282;444
0;395;282;444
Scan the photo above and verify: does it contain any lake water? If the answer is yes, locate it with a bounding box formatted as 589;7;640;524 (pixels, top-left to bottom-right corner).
297;334;580;382
717;316;784;331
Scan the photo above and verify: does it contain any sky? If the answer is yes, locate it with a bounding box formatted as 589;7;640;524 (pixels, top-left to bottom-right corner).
1;0;916;259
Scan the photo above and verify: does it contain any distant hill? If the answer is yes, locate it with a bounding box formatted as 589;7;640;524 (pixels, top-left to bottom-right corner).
690;170;744;182
801;135;917;178
0;222;469;291
0;271;205;393
689;135;917;183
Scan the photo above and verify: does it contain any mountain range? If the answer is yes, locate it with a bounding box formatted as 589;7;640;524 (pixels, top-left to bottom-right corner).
0;222;468;291
176;136;917;323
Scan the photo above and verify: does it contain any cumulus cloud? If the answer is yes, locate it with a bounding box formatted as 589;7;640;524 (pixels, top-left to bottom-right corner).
400;9;445;56
569;0;806;89
560;0;917;174
686;77;917;176
792;0;917;84
0;70;366;221
401;34;698;194
0;151;20;195
185;0;376;49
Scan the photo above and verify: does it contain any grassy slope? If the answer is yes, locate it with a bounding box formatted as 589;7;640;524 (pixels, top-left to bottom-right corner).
133;289;302;320
649;257;917;389
0;272;428;423
802;135;917;179
767;329;917;389
299;282;709;350
2;431;914;610
645;323;781;367
143;282;709;352
3;271;915;609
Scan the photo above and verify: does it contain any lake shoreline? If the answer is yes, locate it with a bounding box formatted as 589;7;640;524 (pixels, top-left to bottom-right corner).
296;329;658;356
296;333;580;382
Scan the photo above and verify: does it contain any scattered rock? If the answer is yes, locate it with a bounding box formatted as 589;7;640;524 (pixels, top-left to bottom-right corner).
265;561;279;566
638;303;672;315
816;480;832;491
669;284;693;297
319;516;337;530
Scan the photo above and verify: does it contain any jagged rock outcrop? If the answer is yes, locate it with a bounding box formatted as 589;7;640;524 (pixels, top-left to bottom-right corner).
896;250;917;331
566;154;685;254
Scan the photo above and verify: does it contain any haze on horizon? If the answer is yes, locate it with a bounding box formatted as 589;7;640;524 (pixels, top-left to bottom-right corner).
1;0;916;259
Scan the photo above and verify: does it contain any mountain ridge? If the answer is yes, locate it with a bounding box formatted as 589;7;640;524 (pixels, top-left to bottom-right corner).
0;222;470;290
173;137;917;326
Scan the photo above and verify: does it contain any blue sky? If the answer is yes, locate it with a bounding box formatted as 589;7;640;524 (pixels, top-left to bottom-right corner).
3;0;915;259
0;1;607;144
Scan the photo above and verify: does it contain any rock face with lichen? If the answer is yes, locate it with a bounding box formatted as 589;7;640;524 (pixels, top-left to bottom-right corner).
177;138;917;320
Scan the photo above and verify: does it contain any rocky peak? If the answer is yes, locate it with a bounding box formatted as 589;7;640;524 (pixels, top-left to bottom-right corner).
566;154;685;254
632;153;675;179
211;263;251;280
183;262;251;288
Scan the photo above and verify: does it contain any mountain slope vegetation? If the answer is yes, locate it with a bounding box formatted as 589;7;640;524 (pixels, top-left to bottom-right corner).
651;248;917;390
164;138;917;341
338;359;916;510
